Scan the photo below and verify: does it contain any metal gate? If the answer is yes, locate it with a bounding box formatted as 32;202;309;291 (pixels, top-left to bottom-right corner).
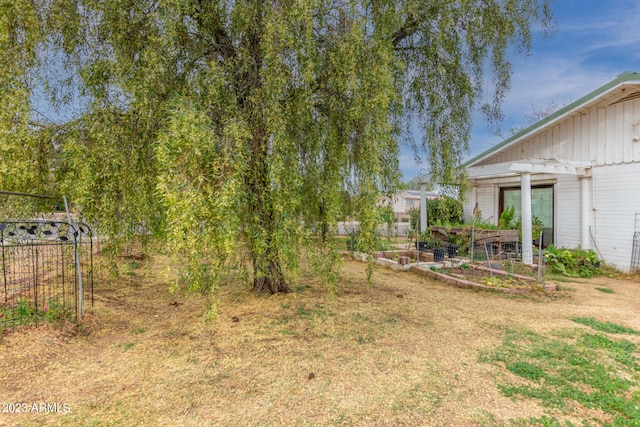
0;191;94;332
632;232;640;272
631;213;640;272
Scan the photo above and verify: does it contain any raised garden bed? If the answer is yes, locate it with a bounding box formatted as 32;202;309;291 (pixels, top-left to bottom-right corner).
350;250;556;294
419;264;556;294
430;225;519;245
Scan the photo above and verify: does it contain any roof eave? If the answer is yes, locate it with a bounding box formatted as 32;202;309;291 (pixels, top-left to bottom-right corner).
463;71;640;168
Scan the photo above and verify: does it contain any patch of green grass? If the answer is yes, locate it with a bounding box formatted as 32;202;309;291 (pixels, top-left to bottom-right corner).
595;287;615;294
131;327;145;334
517;415;572;426
578;333;639;370
506;361;545;381
571;317;640;336
481;327;640;425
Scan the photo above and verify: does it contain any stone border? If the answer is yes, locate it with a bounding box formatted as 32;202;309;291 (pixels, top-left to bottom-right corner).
347;250;557;294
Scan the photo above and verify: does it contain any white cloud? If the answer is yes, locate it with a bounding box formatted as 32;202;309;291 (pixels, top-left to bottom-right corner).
490;2;640;135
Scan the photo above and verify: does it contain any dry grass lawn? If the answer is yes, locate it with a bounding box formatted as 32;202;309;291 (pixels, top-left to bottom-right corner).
1;255;639;426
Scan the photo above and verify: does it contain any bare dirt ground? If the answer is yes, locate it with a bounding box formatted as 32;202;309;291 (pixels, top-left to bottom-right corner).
0;257;638;426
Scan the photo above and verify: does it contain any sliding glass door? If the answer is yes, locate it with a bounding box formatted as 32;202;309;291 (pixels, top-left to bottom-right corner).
500;185;554;246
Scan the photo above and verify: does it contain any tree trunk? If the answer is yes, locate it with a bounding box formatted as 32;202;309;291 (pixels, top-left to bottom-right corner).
234;1;292;294
252;256;290;294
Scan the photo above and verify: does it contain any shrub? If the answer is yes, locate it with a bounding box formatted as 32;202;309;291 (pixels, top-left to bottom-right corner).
427;196;463;226
498;206;516;229
544;245;601;278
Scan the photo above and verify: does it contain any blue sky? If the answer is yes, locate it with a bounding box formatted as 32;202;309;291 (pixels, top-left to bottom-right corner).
399;0;640;180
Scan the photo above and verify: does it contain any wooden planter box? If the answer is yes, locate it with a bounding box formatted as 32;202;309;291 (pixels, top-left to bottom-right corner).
430;226;519;245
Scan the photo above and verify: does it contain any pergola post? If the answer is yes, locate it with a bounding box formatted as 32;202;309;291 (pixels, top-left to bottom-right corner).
520;172;533;265
420;183;427;236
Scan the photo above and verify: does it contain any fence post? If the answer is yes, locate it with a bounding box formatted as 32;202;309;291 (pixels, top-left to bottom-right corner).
537;231;544;283
470;217;476;262
64;196;83;317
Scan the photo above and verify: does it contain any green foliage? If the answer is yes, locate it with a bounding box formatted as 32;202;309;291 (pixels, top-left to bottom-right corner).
426;196;463;227
0;0;54;195
379;204;396;230
6;298;36;326
407;196;463;246
471;217;500;230
419;228;432;242
3;0;554;294
524;415;568;427
506;361;545;381
515;215;545;242
1;297;72;327
43;299;73;322
544;246;601;278
309;241;343;295
572;317;640;336
430;238;443;249
446;231;464;246
482;327;640;425
407;206;421;240
498;206;516;229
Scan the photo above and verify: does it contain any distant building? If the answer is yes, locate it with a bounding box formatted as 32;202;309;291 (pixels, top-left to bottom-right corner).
389;189;439;223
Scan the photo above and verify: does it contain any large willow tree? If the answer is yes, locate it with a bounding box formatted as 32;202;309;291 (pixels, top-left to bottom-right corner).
2;0;552;293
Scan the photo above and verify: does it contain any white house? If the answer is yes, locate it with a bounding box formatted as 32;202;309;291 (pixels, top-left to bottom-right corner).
462;71;640;271
390;189;439;223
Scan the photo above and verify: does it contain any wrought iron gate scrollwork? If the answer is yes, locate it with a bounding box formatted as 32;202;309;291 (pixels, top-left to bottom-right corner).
0;220;91;243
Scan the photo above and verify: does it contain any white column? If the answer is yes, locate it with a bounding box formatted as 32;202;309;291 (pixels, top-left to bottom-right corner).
580;176;591;249
520;173;533;264
420;183;427;235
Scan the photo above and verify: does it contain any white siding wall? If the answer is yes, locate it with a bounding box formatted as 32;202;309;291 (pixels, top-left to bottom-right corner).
591;163;640;271
462;183;498;225
476;98;640;167
554;176;581;248
476;185;497;224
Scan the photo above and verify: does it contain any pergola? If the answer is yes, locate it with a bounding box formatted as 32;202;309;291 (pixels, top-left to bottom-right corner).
466;158;593;264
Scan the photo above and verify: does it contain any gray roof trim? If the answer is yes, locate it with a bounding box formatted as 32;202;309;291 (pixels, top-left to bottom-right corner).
463;71;640;167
